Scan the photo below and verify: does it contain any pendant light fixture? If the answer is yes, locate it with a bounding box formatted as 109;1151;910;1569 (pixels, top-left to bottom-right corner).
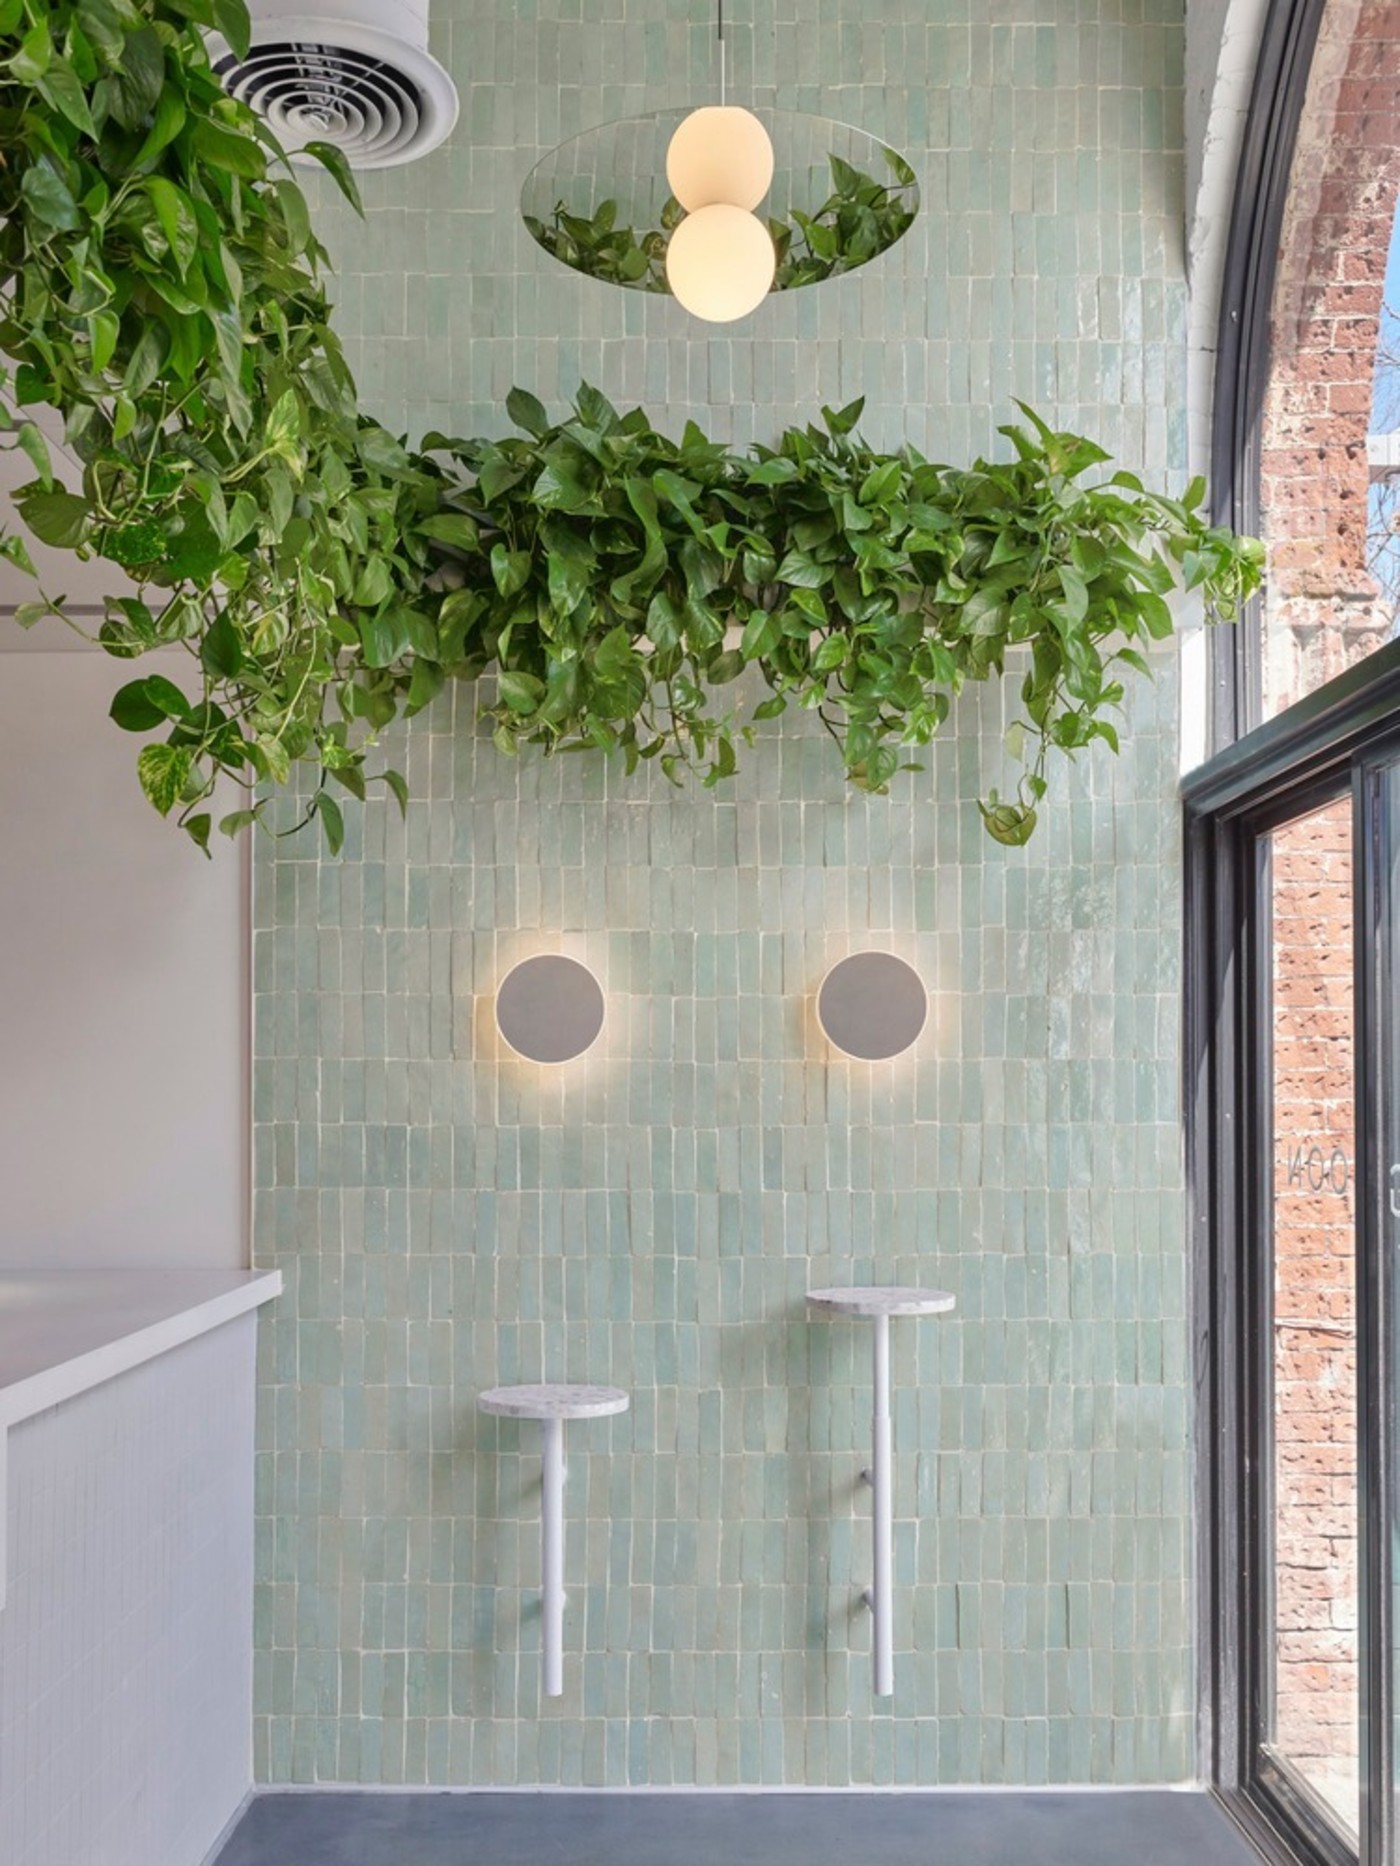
662;2;775;322
520;4;920;319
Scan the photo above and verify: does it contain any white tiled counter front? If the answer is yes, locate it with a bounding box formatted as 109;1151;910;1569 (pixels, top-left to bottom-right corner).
0;1271;281;1866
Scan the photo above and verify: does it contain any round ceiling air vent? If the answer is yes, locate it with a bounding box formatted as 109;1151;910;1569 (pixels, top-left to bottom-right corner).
210;0;458;170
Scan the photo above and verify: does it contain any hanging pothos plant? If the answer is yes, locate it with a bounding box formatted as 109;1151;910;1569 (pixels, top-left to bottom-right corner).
0;0;1262;853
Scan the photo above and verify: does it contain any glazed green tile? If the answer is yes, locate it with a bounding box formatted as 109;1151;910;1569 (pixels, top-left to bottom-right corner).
255;0;1195;1793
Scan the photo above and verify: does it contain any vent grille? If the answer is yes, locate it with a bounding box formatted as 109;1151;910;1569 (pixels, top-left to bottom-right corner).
210;3;458;171
212;39;429;167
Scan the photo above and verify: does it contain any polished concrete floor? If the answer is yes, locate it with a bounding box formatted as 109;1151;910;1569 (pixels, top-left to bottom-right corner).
215;1789;1262;1865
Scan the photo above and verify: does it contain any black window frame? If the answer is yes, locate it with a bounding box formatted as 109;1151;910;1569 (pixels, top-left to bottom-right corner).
1186;643;1400;1865
1207;0;1324;751
1196;1;1400;1851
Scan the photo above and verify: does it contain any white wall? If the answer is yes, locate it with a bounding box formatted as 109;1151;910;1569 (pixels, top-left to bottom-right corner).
0;1319;259;1866
1183;0;1268;446
0;408;140;614
1180;0;1268;772
0;646;246;1269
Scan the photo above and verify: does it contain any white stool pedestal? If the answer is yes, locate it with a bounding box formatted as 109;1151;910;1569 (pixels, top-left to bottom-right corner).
477;1383;629;1697
807;1286;955;1698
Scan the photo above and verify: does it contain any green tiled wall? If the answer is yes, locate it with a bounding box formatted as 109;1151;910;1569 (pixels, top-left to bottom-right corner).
253;0;1194;1787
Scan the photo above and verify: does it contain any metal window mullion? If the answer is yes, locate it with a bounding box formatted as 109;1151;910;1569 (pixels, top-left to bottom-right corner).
1353;762;1395;1866
1187;804;1246;1789
1244;819;1277;1784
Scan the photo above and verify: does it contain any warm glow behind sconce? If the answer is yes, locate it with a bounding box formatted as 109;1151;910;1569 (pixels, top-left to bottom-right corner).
495;955;605;1063
817;952;927;1060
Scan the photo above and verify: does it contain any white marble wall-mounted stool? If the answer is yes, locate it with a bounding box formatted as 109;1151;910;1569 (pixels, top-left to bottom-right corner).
807;1286;955;1698
477;1383;629;1697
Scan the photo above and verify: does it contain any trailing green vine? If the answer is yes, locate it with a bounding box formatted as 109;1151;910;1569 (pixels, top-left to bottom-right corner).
0;0;1262;854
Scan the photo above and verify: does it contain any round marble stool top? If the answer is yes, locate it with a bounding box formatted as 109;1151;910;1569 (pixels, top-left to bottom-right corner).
807;1286;956;1318
477;1383;630;1422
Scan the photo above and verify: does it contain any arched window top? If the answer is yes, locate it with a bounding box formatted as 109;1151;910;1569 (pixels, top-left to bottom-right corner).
1218;0;1400;731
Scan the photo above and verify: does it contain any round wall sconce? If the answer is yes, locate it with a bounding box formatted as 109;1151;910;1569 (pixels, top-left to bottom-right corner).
495;956;605;1064
817;952;926;1060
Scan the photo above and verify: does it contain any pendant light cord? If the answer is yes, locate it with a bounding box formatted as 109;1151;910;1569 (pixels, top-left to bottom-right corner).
717;0;726;105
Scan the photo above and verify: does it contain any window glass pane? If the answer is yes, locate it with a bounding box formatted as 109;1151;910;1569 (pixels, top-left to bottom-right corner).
1258;10;1400;719
1269;797;1359;1835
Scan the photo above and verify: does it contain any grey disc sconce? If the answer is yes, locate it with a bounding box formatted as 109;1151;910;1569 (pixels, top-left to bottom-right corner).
495;956;605;1063
817;953;926;1059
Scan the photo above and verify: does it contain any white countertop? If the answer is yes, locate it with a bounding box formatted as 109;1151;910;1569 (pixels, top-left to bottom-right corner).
0;1269;283;1427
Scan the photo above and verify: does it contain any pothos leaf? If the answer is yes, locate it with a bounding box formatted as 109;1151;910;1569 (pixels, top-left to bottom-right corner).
211;0;253;59
110;674;190;731
21;165;81;234
183;812;213;855
16;423;52;487
110;26;165;130
314;791;344;855
137;742;193;816
147;176;200;275
200;612;244;679
303;140;363;214
131;89;187;171
11;18;52;82
506;386;550;438
16;489;88;548
375;768;410;815
38;62;98;138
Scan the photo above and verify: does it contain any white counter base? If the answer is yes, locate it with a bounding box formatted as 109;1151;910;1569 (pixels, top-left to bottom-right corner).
0;1284;278;1866
0;1269;281;1614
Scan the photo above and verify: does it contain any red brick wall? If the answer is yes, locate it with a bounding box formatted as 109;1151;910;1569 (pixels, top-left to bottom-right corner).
1269;802;1357;1829
1258;0;1400;715
1253;5;1400;1820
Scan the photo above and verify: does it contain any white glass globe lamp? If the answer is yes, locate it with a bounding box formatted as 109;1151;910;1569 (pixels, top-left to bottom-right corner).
665;104;774;212
664;204;776;322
